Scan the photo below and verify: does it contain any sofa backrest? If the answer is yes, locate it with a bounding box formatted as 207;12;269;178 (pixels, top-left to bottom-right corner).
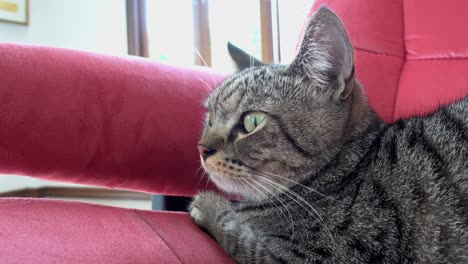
310;0;468;123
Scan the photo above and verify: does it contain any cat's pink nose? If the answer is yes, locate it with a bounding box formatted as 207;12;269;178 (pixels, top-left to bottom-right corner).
198;144;217;161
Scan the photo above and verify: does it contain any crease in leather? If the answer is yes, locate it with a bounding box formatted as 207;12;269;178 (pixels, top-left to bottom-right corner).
393;0;407;121
354;46;404;58
132;210;184;264
407;57;468;61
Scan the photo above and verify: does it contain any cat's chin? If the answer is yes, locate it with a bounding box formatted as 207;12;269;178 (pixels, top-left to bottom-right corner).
208;172;263;201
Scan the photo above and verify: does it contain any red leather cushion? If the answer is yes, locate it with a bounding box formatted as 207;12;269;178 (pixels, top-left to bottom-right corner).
395;60;468;118
354;50;404;123
0;198;234;264
310;0;405;57
311;0;468;122
394;0;468;119
0;43;224;197
404;0;468;60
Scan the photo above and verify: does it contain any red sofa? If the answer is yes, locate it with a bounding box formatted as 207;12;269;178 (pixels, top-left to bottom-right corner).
1;0;467;263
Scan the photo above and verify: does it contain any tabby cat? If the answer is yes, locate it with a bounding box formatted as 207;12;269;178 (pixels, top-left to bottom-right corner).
189;7;468;263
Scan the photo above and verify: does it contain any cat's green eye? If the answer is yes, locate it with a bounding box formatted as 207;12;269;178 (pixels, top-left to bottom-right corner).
243;112;266;133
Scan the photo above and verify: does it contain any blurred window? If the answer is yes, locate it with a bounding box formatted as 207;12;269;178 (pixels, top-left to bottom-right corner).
144;0;314;72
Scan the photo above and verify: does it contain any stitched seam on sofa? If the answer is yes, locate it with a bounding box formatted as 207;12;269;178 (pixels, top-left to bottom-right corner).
133;210;184;264
354;46;403;58
393;0;407;121
407;57;468;61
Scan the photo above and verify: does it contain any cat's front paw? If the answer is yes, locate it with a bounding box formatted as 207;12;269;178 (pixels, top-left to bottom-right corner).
189;192;230;229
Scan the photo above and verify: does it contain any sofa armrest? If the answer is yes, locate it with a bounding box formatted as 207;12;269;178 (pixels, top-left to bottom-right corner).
0;43;225;196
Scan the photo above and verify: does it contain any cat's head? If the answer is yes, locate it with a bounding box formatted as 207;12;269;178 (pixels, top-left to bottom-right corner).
198;7;367;199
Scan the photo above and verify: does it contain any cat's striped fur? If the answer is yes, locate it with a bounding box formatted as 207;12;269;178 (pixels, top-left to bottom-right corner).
190;7;468;263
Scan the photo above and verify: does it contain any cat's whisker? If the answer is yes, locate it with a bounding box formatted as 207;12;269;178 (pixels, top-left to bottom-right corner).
193;47;218;88
193;166;202;183
253;178;334;248
248;178;296;241
253;175;339;249
193;46;209;68
245;178;281;208
239;178;266;199
239;178;277;212
253;175;318;218
203;171;210;189
257;170;341;203
196;77;215;92
195;166;206;187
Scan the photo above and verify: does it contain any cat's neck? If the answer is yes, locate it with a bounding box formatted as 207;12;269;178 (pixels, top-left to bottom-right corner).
300;82;385;195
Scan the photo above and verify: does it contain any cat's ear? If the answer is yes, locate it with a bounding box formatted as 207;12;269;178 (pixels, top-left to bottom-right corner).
227;42;264;71
289;7;354;101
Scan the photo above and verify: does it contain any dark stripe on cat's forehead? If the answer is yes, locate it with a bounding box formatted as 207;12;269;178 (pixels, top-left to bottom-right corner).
231;89;247;113
210;78;235;107
212;74;251;114
209;74;239;110
214;67;273;102
219;76;247;104
210;66;293;115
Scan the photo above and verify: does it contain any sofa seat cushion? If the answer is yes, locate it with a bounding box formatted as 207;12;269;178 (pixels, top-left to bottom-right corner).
0;198;234;264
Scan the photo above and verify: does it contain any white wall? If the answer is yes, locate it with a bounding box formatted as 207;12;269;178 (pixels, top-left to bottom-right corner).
0;175;91;192
0;0;128;192
0;0;128;55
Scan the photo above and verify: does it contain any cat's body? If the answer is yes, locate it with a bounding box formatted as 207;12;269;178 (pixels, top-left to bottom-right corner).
190;8;468;263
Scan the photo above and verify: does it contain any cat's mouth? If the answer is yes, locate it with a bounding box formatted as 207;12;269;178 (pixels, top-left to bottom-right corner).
201;154;264;199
